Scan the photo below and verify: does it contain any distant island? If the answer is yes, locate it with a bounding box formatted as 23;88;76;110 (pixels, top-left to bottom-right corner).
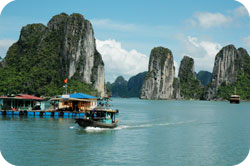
106;72;147;98
110;46;250;101
0;13;249;101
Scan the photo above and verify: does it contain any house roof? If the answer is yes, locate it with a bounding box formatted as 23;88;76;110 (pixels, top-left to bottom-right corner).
61;93;97;99
17;94;44;100
0;94;44;100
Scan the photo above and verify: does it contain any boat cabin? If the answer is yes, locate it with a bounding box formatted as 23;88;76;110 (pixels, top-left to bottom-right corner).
50;93;98;112
75;108;119;128
87;109;119;124
0;94;44;111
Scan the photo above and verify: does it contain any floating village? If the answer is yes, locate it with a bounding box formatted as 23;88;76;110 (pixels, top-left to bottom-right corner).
0;92;119;128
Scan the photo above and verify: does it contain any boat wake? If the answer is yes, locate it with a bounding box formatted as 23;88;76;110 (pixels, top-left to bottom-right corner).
117;120;196;130
70;120;196;132
84;126;110;132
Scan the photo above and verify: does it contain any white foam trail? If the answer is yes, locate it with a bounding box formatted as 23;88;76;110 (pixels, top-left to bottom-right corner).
74;120;196;132
84;127;109;132
113;125;130;130
117;120;196;130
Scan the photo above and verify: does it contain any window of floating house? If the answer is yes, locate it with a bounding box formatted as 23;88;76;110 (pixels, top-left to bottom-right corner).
63;101;68;106
78;102;81;108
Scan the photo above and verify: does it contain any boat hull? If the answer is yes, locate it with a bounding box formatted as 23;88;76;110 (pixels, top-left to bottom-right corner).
230;99;240;104
75;118;118;129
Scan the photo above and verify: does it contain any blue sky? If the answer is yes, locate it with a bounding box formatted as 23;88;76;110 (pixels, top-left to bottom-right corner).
0;0;249;82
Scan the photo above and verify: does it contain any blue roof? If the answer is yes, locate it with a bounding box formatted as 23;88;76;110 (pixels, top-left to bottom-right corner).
61;93;97;99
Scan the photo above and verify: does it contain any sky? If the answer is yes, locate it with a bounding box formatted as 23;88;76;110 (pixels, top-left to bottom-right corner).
0;0;249;82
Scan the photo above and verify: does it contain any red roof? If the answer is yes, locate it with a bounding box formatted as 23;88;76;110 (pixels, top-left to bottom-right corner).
0;94;44;100
17;94;44;100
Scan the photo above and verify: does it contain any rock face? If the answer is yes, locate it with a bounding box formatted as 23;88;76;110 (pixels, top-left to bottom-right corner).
140;47;176;99
173;78;181;99
48;13;105;96
178;56;202;99
205;45;245;99
3;13;105;96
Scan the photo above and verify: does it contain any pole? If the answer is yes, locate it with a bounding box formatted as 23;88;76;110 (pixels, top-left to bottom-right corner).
66;83;68;94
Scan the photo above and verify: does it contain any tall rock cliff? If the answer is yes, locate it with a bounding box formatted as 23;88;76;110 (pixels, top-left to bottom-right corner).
178;56;202;99
173;78;181;99
2;13;105;96
140;47;177;99
205;44;248;100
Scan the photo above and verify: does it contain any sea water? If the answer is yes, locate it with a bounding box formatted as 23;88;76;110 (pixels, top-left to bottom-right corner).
0;98;250;166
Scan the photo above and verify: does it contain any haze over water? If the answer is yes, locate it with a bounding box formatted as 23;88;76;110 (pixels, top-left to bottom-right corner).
0;98;250;166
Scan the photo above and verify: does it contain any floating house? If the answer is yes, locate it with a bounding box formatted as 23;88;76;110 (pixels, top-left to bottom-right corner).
0;94;44;111
50;93;98;112
0;93;115;119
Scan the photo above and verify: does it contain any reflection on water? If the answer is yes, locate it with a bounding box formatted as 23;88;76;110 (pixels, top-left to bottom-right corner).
0;99;250;166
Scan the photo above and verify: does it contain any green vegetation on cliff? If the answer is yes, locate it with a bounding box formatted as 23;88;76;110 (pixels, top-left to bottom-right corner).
1;23;64;96
128;72;147;97
0;13;102;97
107;76;129;97
107;72;147;98
216;48;250;100
196;71;212;86
178;56;203;99
149;47;172;70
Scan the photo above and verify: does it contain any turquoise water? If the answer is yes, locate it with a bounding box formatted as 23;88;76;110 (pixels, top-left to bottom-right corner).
0;98;250;166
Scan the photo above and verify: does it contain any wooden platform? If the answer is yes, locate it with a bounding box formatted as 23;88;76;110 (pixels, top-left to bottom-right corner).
0;110;85;118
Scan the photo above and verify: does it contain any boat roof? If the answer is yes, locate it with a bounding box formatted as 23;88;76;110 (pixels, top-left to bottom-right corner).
92;108;119;113
231;95;240;97
0;94;44;101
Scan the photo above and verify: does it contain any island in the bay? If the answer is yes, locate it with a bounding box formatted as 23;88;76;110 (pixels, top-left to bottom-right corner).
0;13;250;101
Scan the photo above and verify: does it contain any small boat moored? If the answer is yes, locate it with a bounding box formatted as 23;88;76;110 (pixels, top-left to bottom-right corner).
75;108;119;129
230;95;240;104
230;88;240;104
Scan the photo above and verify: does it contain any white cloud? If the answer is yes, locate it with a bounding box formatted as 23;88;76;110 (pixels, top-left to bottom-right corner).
232;6;249;17
91;19;137;32
194;12;232;28
179;36;222;72
96;39;148;82
242;35;250;49
188;6;249;29
174;60;179;77
0;38;15;58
